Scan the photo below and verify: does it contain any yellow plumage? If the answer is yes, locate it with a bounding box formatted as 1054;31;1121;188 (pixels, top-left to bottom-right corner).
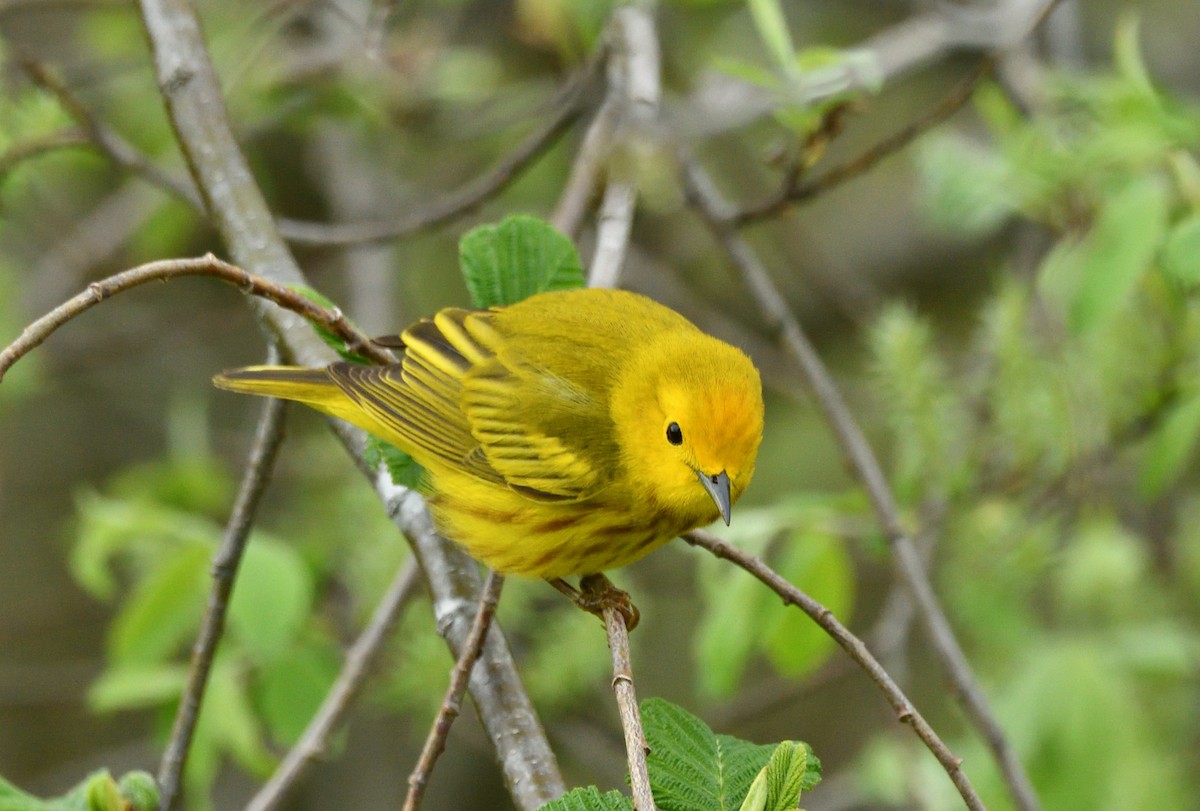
213;288;763;580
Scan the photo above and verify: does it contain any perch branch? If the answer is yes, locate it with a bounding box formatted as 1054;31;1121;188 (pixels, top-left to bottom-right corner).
686;529;983;811
602;585;657;811
246;559;424;811
402;571;505;811
157;364;287;811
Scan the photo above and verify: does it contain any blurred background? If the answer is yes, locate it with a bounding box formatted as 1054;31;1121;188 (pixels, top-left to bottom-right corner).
1;1;1199;809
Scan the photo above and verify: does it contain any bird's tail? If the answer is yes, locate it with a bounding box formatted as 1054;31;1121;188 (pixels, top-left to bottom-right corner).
212;366;340;408
213;365;403;447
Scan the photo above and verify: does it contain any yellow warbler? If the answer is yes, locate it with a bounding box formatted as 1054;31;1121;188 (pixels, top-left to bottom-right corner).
214;288;763;582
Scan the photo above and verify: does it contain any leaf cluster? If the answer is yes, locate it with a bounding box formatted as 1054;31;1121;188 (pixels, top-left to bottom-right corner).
541;699;820;811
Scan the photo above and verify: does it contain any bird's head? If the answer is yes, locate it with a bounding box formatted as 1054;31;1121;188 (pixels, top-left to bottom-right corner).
611;330;764;527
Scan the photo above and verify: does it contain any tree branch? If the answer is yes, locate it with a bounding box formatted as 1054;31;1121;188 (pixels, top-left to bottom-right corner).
681;155;1040;811
277;56;601;247
157;363;287;811
685;529;983;811
730;59;991;226
602;597;656;811
402;571;505;811
586;5;660;290
245;559;424;811
0;254;385;382
134;4;567;804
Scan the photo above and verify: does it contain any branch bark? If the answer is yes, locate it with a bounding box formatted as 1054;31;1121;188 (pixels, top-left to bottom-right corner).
686;530;984;811
134;3;565;806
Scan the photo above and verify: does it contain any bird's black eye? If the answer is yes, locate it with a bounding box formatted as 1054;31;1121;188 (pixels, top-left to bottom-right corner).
666;422;683;445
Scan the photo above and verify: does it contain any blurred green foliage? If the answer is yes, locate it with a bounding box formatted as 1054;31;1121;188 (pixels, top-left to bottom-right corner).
861;18;1200;810
0;1;1198;810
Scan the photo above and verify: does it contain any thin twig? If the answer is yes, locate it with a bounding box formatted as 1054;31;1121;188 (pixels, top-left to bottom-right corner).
382;485;566;807
587;5;661;289
602;592;657;811
20;57;205;211
0;129;90;175
0;254;387;382
25;48;595;248
685;529;983;811
730;60;991;226
552;96;619;239
682;156;1040;811
402;571;505;811
275;56;602;247
247;559;424;811
157;366;288;811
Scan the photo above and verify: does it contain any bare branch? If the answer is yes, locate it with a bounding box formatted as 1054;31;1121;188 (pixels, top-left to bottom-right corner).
602;590;656;811
157;360;287;811
246;559;424;811
382;484;566;807
551;96;618;239
20;57;205;211
730;60;991;226
276;56;602;247
681;156;1040;811
0;129;91;175
135;2;565;805
0;254;387;382
686;529;984;811
587;5;661;289
402;571;505;811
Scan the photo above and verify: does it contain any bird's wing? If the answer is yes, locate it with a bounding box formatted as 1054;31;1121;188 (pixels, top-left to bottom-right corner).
458;313;619;502
325;309;504;485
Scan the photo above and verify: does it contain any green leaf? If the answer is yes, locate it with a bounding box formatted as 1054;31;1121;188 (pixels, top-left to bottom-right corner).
108;540;210;665
1140;393;1200;496
88;664;187;712
917;132;1014;238
70;493;219;600
765;532;854;680
115;773;158;811
1161;212;1200;285
0;772;45;811
695;496;855;697
746;0;795;74
286;285;372;364
1113;13;1156;100
0;770;157;811
711;57;781;90
365;437;426;489
738;741;819;811
458;215;584;308
190;657;275;783
227;537;315;661
537;787;633;811
1068;175;1169;333
256;642;340;745
641;698;775;811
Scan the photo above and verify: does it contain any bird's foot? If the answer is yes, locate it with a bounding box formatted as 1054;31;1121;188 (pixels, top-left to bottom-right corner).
549;574;640;631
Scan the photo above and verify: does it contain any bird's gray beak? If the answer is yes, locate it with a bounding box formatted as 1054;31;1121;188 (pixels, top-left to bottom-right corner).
696;469;732;526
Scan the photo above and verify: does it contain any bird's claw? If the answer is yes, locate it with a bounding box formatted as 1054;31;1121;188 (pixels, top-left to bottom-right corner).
550;574;641;631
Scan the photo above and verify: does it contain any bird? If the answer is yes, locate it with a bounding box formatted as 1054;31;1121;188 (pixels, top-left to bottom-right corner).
214;287;763;625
